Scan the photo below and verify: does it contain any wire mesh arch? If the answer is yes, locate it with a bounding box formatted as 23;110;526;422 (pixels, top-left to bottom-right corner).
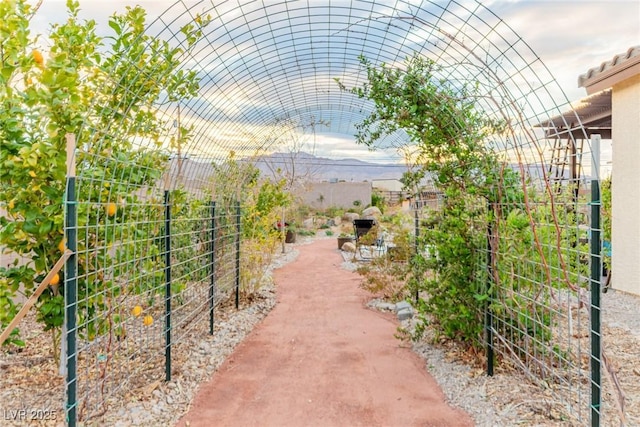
52;0;609;425
70;0;594;179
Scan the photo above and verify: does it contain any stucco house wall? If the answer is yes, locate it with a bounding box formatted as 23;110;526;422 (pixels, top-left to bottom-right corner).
297;182;372;209
611;74;640;295
579;46;640;296
372;179;403;192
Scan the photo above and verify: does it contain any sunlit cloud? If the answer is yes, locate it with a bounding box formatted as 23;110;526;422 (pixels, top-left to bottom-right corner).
27;0;639;165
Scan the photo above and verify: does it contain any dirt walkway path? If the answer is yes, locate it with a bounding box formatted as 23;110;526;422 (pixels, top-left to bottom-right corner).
176;239;473;427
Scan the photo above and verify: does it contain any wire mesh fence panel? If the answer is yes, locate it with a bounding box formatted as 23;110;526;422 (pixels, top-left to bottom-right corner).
415;175;601;423
487;191;596;422
63;167;240;422
65;173;167;421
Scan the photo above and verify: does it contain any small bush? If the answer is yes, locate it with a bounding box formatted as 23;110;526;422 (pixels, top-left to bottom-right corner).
371;191;386;213
323;206;344;218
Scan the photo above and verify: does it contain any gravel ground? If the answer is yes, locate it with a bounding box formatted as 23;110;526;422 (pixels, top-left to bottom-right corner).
1;234;638;426
603;288;640;339
339;244;640;427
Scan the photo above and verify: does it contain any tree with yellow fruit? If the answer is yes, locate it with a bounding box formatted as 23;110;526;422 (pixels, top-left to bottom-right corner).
0;0;210;349
32;49;44;67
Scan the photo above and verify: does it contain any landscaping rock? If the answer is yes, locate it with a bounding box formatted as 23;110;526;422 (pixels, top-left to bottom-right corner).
342;212;359;222
395;301;412;313
302;218;315;229
397;308;413;321
341;242;356;252
362;206;382;218
376;302;396;311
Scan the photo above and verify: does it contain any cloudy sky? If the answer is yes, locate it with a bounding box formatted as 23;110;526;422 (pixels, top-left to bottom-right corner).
488;0;639;102
30;0;639;166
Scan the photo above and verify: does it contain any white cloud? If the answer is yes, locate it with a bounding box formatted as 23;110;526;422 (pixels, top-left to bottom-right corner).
491;1;639;101
26;0;639;164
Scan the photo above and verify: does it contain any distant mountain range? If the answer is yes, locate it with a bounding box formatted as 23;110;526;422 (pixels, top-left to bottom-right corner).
247;152;408;182
169;152;575;188
169;152;408;185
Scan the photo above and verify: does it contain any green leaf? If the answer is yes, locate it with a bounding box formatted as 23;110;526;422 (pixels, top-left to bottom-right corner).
23;220;39;234
108;19;121;35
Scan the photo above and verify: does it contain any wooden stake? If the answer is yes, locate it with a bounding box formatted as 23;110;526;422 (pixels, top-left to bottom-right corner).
66;133;76;178
0;251;72;346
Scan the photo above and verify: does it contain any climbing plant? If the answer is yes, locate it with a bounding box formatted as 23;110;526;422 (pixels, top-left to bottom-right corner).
340;54;591;363
210;152;292;299
338;54;519;346
601;177;611;274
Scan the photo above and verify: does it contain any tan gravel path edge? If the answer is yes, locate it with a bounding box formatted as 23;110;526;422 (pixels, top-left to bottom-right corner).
176;238;473;427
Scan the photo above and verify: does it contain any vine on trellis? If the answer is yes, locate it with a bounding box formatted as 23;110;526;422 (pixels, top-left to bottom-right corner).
338;54;589;362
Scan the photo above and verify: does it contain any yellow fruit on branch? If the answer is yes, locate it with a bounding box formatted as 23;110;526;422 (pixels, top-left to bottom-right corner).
32;49;44;66
58;238;66;253
131;305;143;317
106;202;117;217
50;273;60;286
143;315;153;326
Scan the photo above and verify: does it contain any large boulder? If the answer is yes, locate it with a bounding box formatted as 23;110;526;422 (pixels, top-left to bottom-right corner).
302;218;315;229
362;206;382;218
342;212;359;223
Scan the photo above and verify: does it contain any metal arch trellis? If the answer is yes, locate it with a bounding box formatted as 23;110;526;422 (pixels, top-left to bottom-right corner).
0;0;617;425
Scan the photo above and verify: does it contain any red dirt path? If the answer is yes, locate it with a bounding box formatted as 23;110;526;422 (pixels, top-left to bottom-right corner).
176;238;473;427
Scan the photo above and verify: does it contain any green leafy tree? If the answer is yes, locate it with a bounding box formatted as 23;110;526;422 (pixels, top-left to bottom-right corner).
0;0;210;349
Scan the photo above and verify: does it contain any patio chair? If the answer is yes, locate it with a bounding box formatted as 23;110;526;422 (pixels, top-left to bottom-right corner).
352;219;385;259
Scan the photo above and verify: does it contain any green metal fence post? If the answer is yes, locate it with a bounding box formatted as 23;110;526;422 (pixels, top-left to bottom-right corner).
64;173;78;426
590;135;602;427
209;200;216;335
64;134;78;427
486;203;494;377
164;190;172;382
235;200;241;309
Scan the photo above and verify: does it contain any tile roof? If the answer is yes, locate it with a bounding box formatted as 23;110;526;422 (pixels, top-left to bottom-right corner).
578;45;640;89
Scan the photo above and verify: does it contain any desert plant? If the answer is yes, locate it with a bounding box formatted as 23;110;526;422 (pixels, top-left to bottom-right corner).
371;191;386;213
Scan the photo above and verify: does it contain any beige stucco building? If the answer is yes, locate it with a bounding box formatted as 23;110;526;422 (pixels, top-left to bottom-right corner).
296;181;372;210
579;46;640;295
